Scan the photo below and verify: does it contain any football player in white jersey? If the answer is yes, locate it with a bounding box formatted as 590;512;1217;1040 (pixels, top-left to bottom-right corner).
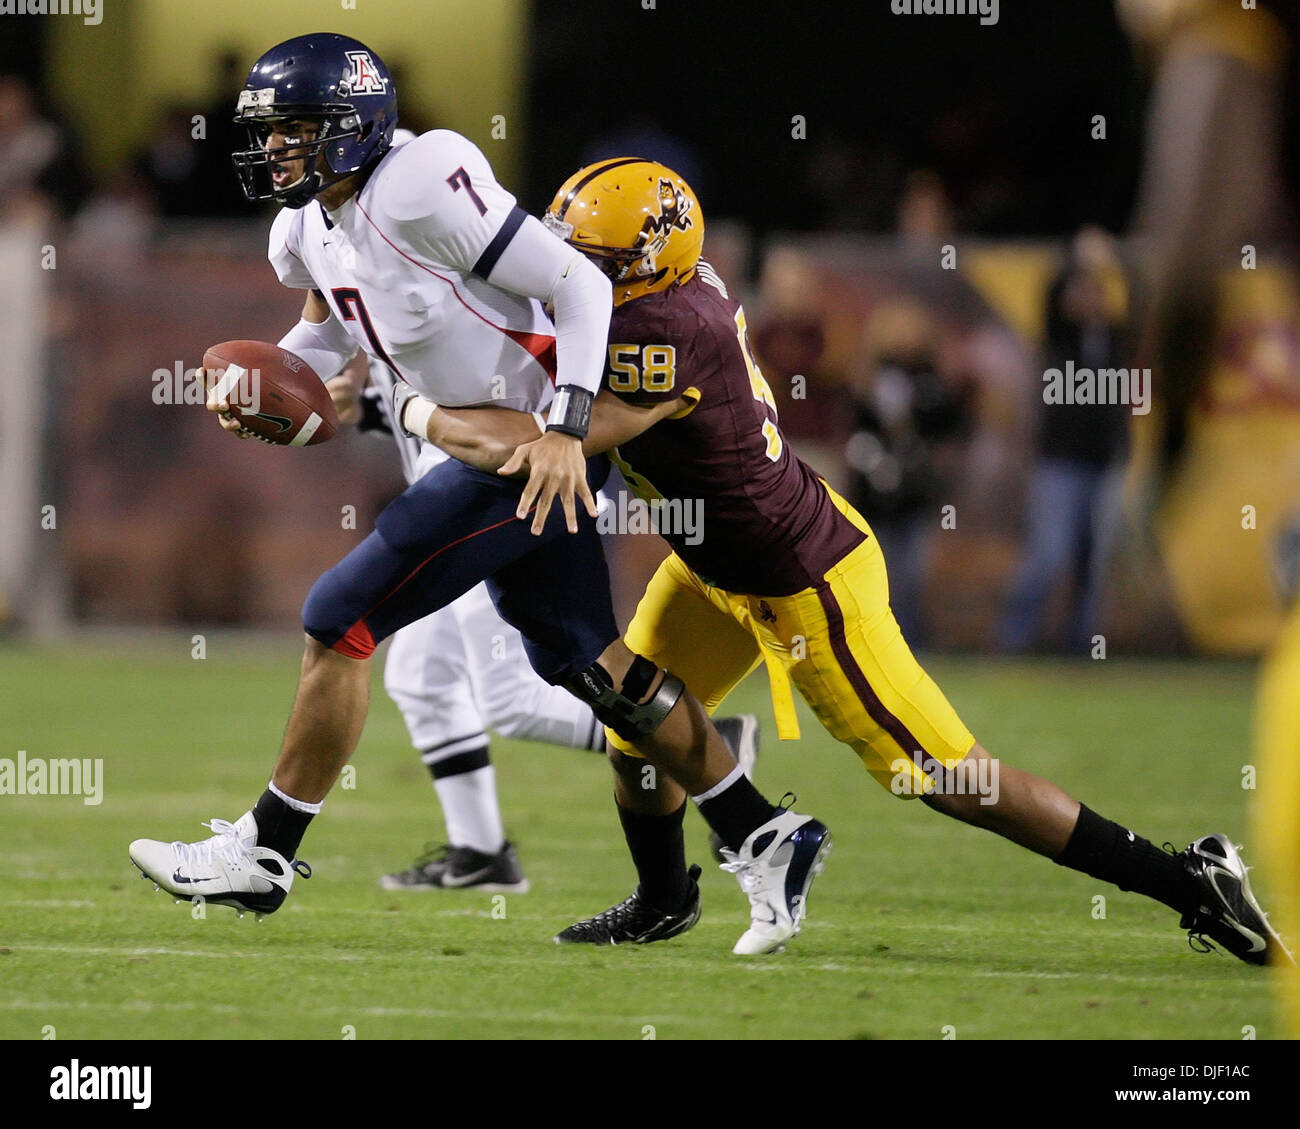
339;349;605;893
130;35;798;945
130;32;621;911
335;345;759;891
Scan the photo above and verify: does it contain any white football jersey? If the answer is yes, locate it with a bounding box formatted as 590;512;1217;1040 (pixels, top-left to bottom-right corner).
269;129;557;412
361;351;454;486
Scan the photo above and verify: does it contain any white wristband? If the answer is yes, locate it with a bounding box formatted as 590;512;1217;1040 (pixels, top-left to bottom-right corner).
402;396;437;439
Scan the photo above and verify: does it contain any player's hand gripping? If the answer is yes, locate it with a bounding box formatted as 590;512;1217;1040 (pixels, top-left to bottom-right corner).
202;368;270;442
499;430;596;535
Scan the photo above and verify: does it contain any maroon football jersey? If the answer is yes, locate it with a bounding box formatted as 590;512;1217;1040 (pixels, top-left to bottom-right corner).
606;262;865;595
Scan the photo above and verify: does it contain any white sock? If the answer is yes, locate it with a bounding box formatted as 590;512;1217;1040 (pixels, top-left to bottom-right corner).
434;765;506;855
691;763;745;804
267;780;323;813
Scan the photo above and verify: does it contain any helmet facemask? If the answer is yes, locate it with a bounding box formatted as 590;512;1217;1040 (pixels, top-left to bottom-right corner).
232;106;367;208
542;210;668;291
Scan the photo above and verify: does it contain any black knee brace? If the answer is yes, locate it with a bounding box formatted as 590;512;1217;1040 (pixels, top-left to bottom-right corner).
564;655;684;742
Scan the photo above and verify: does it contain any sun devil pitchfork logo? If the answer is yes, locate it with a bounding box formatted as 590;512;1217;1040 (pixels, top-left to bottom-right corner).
341;51;389;96
633;178;694;273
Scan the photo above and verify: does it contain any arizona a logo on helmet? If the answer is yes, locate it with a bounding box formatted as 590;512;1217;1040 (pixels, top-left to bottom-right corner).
343;50;389;95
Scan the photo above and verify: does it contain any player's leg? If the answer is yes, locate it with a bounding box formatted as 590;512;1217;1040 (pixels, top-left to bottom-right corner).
452;583;606;753
594;641;830;955
271;638;370;804
379;609;527;892
253;485;515;869
550;554;762;943
486;538;743;815
922;754;1282;965
454;577;760;871
542;553;828;953
794;497;1286;964
129;457;607;913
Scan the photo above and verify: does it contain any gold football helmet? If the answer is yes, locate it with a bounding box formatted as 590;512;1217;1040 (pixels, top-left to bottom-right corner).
543;158;704;305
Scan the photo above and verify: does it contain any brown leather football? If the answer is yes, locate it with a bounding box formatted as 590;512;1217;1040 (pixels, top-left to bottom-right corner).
202;340;338;446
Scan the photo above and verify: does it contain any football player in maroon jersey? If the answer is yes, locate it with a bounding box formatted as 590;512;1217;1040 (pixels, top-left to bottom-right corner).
393;160;1287;965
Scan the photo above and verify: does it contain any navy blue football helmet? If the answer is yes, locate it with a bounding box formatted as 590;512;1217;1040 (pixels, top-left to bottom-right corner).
232;32;398;208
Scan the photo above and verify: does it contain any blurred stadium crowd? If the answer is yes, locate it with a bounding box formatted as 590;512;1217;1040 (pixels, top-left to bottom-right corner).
1;0;1297;658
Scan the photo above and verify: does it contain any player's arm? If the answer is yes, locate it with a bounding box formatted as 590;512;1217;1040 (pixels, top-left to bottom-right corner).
474;220;612;531
207;208;357;436
206;291;358;435
280;290;357;384
397;388;688;474
403;132;612;531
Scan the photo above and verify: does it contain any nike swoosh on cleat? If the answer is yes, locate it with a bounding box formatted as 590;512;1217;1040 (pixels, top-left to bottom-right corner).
172;871;219;885
441;866;497;888
1227;920;1268;952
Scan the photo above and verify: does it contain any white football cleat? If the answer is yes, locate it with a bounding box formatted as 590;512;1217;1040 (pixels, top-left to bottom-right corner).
720;804;831;955
129;812;309;916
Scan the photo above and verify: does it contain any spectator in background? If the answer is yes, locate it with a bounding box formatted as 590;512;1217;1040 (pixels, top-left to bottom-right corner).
133;51;259;219
188;49;258;217
844;299;973;649
750;247;836;442
0;74;81;225
896;169;954;248
68;168;157;270
998;228;1130;654
802;133;875;231
135;106;203;217
1121;0;1298;497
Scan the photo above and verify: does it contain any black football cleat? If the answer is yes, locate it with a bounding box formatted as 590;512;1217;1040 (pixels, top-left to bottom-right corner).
380;841;530;893
709;714;761;863
555;865;703;945
1176;834;1295;967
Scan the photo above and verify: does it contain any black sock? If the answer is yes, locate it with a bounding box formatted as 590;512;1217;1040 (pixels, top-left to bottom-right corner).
1055;803;1196;914
697;774;778;853
252;789;315;860
618;801;690;911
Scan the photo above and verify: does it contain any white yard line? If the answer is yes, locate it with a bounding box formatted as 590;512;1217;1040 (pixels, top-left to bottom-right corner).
0;997;704;1026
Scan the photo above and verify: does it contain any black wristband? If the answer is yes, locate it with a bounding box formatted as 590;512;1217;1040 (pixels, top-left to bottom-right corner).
545;385;594;439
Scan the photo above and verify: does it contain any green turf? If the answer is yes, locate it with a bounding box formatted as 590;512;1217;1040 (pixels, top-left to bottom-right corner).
0;639;1283;1039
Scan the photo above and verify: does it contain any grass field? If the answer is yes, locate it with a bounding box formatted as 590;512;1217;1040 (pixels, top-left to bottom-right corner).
0;638;1284;1040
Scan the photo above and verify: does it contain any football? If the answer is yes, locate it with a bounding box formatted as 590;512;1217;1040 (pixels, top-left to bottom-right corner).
201;340;338;446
